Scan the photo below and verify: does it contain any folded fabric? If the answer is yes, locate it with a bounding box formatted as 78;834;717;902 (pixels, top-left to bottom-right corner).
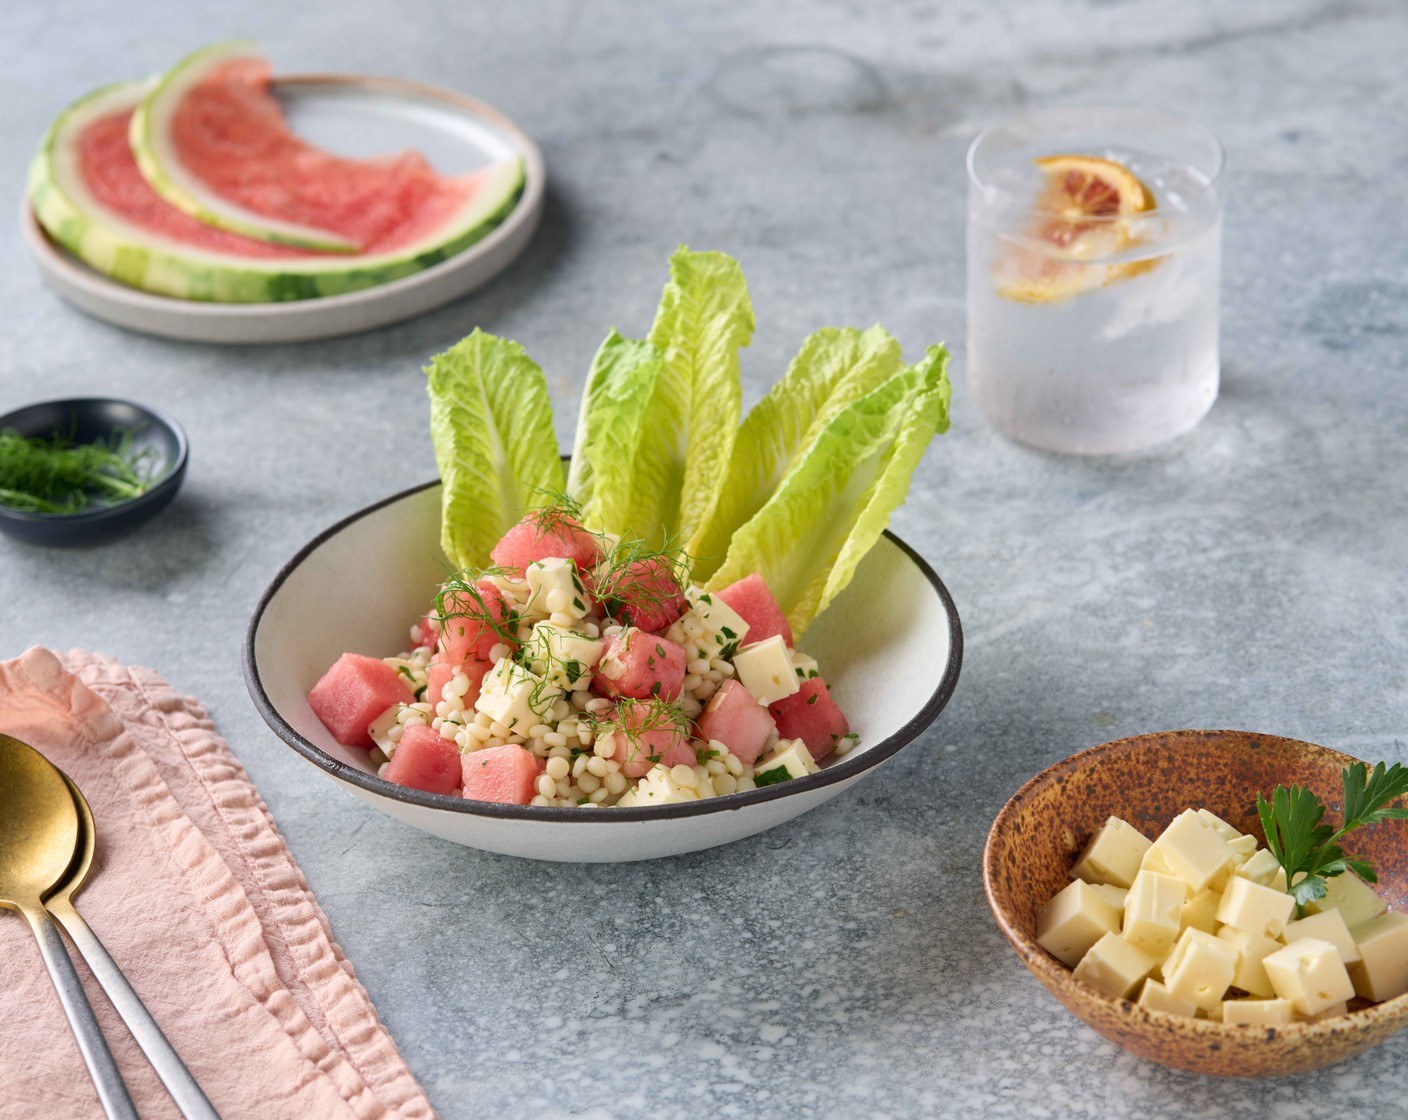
0;647;435;1120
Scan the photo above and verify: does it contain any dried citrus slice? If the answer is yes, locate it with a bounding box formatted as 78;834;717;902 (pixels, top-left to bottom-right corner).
995;154;1159;304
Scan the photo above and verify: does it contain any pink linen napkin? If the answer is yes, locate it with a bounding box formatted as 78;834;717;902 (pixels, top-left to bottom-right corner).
0;647;435;1120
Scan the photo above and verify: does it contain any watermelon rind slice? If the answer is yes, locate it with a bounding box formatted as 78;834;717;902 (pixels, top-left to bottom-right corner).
28;81;526;304
131;41;361;253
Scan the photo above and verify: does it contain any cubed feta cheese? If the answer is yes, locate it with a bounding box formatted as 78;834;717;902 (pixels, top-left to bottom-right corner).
687;588;751;654
732;635;800;705
1149;810;1235;894
1221;998;1293;1026
368;704;403;756
1071;816;1153;889
1303;870;1388;928
1088;883;1129;910
1283;909;1361;966
1236;848;1287;891
527;622;604;689
1180;887;1222;936
1072;932;1157;999
525;557;589;619
1137;979;1199;1017
754;739;819;783
1196;808;1241;841
615;764;705;807
1262;938;1356;1017
1216;876;1295;940
1217;926;1281;998
1164;929;1239;1012
789;649;820;682
1036;881;1121;968
1122;870;1185;958
1348;912;1408;1002
474;660;562;731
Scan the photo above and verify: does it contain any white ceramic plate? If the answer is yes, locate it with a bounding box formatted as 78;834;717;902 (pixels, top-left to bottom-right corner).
21;75;544;344
244;482;963;861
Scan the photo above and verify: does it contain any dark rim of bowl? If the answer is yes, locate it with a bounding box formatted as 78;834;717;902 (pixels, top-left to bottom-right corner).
0;396;188;524
244;478;963;823
981;729;1408;1033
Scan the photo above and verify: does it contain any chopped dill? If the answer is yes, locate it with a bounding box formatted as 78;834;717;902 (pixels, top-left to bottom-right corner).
0;423;162;514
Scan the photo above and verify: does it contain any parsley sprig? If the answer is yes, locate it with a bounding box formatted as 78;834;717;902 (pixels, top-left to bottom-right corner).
1257;761;1408;913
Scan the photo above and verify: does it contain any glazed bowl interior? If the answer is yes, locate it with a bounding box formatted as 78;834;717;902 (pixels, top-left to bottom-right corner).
0;396;188;546
984;729;1408;1076
245;481;962;861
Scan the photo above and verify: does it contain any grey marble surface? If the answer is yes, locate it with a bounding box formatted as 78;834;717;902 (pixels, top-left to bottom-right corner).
3;0;1407;1116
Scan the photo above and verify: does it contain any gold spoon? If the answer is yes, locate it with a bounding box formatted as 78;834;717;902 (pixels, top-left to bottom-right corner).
48;768;222;1120
0;734;137;1120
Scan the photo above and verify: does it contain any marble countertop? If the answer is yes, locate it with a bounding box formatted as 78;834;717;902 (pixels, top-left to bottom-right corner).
3;0;1406;1116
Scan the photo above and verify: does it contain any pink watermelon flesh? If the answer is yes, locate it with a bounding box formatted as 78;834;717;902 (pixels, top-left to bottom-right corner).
604;700;694;778
490;512;602;574
437;581;511;664
428;654;492;710
593;628;686;701
715;573;793;646
769;677;849;762
307;653;415;748
425;661;455;709
600;556;687;632
461;744;543;805
169;57;482;253
695;679;776;765
412;612;440;650
383;724;462;796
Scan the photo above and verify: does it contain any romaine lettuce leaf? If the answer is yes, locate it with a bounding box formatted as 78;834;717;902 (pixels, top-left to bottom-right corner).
704;345;950;635
426;329;564;570
631;247;754;549
566;330;664;534
688;325;903;580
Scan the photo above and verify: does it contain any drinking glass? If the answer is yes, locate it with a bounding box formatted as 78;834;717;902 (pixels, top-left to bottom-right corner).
966;105;1224;455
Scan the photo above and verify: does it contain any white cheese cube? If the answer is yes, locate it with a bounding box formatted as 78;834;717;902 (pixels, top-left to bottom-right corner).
1036;881;1122;968
1122;870;1185;958
1221;998;1293;1026
525;557;589;619
1283;909;1361;966
1071;817;1153;889
732;635;800;705
1303;870;1388;928
1298;1000;1349;1022
686;588;751;654
615;764;704;807
754;739;819;783
474;660;562;732
368;704;403;756
1196;809;1242;841
1216;876;1295;940
1180;887;1222;936
1164;929;1239;1012
1137;979;1199;1017
1072;932;1157;999
1217;926;1281;998
1236;848;1287;891
789;649;821;683
1089;883;1129;910
1149;810;1235;894
1348;912;1408;1002
527;622;604;689
1262;938;1356;1017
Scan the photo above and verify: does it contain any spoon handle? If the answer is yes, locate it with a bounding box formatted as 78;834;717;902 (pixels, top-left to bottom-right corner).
19;902;139;1120
47;895;223;1120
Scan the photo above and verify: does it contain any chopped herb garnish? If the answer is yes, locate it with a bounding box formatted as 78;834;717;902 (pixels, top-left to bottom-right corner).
0;423;162;514
754;766;791;788
721;626;737;640
806;694;818;705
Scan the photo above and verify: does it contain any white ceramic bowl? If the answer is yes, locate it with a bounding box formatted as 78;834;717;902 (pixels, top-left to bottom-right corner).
244;481;962;861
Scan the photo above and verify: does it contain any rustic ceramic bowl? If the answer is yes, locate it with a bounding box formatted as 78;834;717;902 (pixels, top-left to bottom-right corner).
983;729;1408;1077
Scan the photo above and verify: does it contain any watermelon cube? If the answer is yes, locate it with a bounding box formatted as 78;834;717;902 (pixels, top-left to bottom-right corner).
695;679;776;765
490;511;603;573
437;581;512;664
427;655;492;710
592;627;686;701
412;611;441;650
598;556;687;632
308;653;416;748
714;573;793;646
769;677;849;762
461;744;544;805
383;724;462;795
603;700;695;777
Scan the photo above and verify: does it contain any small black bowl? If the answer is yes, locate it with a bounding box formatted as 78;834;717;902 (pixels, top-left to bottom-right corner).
0;397;188;546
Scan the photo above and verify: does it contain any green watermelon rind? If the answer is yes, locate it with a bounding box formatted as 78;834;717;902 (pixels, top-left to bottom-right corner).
28;80;526;304
130;40;361;254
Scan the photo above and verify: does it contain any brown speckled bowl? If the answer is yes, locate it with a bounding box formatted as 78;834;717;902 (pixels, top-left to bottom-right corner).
983;730;1408;1077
